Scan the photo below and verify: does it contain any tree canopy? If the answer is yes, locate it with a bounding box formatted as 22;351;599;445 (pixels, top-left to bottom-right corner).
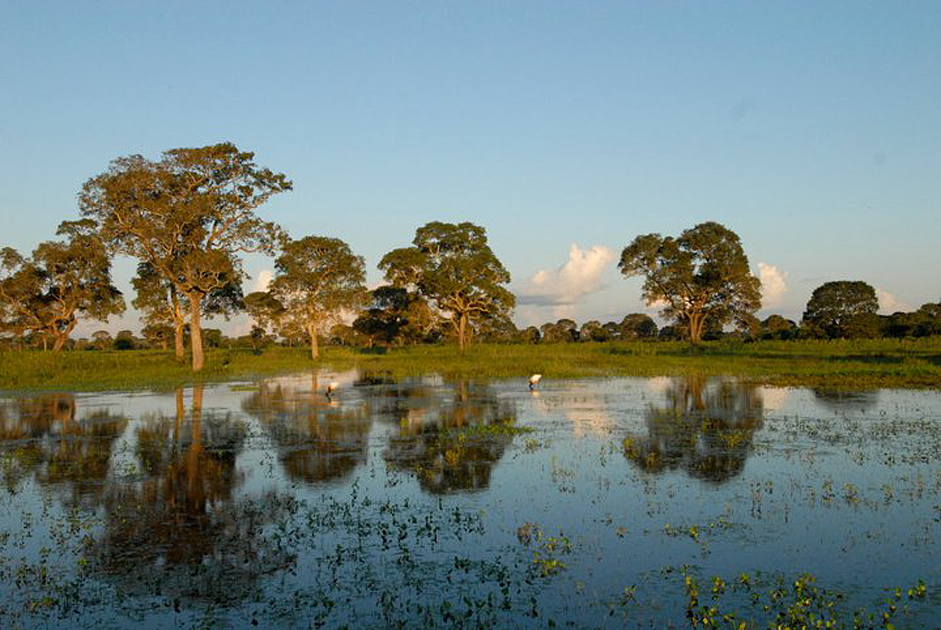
618;222;761;344
379;222;514;352
0;220;124;351
801;281;879;339
79;142;290;370
352;286;439;347
268;235;367;359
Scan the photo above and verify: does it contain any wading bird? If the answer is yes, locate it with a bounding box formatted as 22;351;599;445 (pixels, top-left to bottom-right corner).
529;374;542;390
325;381;339;399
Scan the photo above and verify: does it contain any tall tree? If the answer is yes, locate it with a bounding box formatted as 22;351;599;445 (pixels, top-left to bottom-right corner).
618;222;761;344
801;280;879;339
379;222;514;353
269;236;367;359
0;221;124;351
80;142;290;371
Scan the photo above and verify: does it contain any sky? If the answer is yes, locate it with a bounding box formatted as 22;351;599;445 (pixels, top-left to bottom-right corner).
1;1;939;336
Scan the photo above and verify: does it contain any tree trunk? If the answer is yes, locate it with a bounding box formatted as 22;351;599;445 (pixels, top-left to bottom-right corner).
308;323;319;359
189;294;204;372
457;313;467;354
688;312;704;345
172;290;185;361
51;319;76;352
174;322;185;361
52;332;68;352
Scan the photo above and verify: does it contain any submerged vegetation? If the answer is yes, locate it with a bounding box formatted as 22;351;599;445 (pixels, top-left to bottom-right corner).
2;336;940;392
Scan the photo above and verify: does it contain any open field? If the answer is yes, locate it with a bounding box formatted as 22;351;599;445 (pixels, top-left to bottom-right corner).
2;337;940;391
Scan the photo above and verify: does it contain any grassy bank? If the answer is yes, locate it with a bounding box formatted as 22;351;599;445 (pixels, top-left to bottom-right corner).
2;337;940;392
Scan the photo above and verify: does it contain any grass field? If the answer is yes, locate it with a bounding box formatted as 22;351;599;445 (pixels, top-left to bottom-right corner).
1;337;940;392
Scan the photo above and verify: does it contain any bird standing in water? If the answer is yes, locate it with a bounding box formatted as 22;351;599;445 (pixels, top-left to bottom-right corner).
529;374;542;391
325;381;339;399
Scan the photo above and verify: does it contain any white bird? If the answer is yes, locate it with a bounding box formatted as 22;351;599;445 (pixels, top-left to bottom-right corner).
529;374;542;390
325;381;340;398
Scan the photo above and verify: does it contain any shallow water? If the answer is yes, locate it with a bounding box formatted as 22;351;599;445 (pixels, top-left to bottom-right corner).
1;373;940;627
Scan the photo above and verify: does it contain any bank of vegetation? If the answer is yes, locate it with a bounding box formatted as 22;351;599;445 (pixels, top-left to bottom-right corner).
2;337;940;392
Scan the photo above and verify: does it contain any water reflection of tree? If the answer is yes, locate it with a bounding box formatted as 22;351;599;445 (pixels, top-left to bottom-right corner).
623;376;763;483
811;388;879;413
90;386;295;605
241;375;372;485
0;394;127;502
381;379;519;494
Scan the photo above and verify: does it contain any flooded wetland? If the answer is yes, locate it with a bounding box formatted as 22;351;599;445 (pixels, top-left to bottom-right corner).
1;373;940;628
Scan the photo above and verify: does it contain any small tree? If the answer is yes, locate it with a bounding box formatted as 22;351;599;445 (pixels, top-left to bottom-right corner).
244;291;285;338
619;313;658;340
760;314;797;340
619;222;761;344
802;281;879;339
580;320;608;342
379;222;514;353
269;236;367;359
141;322;174;350
132;263;186;359
91;330;113;350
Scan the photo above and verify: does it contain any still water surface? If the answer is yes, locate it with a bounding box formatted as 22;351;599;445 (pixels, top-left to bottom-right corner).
1;373;939;627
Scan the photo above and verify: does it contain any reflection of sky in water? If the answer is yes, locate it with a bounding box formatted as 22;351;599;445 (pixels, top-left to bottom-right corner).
2;374;941;626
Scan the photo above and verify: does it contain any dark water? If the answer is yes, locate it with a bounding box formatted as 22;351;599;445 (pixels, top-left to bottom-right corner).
1;373;940;627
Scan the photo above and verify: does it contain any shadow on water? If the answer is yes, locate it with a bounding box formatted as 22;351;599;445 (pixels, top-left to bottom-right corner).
622;375;763;483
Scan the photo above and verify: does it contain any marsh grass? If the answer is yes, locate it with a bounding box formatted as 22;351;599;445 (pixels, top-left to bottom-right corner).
2;337;940;391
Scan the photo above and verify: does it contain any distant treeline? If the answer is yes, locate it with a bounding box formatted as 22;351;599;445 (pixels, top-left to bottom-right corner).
1;142;938;369
8;300;939;355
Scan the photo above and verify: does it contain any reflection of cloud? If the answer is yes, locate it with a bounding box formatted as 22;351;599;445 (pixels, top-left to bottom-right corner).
517;244;615;306
876;288;911;314
251;270;273;292
757;387;789;412
758;262;788;307
565;408;615;439
647;377;671;395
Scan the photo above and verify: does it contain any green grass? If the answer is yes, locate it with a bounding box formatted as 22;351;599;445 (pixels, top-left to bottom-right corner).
2;337;941;392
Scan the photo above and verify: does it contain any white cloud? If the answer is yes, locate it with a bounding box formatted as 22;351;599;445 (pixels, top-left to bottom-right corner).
757;262;788;308
517;244;615;306
876;288;911;314
251;269;273;293
757;387;790;412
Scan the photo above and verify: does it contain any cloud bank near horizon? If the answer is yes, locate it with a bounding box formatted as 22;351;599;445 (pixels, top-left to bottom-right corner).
516;244;616;307
757;262;788;308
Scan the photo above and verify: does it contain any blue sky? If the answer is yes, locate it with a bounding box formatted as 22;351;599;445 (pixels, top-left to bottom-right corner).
1;1;938;335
